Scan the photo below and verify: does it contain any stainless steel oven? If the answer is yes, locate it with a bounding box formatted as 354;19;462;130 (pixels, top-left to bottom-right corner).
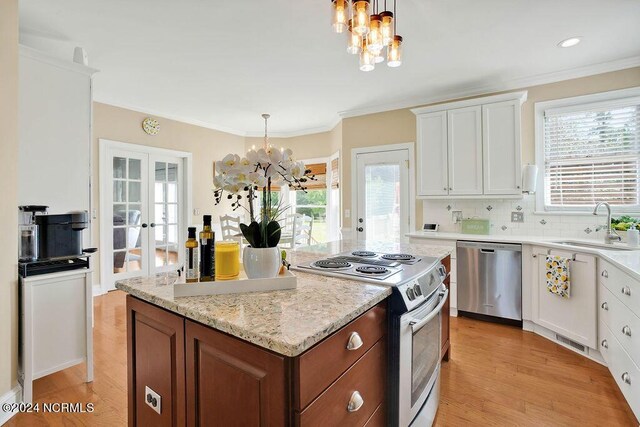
398;285;448;426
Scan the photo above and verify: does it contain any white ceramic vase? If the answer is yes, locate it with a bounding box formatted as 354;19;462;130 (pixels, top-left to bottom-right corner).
242;246;281;279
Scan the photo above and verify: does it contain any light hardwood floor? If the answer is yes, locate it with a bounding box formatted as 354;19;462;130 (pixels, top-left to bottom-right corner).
8;290;638;426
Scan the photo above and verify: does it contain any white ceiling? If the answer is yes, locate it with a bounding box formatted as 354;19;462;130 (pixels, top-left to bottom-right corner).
19;0;640;136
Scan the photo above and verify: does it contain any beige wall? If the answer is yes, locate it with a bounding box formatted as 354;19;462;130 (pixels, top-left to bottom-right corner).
244;128;339;161
341;66;640;229
92;102;245;285
0;0;19;398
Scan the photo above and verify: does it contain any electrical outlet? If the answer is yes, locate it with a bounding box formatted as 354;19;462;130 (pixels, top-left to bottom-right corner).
145;386;162;415
452;210;463;223
511;212;524;223
344;209;350;218
193;208;201;216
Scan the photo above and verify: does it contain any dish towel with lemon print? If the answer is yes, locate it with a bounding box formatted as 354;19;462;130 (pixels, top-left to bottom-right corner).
545;255;570;298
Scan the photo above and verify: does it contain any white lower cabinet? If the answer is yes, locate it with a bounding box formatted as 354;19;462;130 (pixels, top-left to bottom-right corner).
531;247;597;348
598;258;640;419
599;320;640;417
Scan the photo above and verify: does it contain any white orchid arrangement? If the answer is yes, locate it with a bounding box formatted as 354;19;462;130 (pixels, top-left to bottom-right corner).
213;147;314;248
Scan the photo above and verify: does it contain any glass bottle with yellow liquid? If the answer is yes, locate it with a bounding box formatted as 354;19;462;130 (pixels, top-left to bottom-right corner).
215;241;240;280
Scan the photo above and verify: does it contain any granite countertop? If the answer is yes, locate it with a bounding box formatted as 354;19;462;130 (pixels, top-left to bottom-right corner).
115;240;452;357
407;231;640;281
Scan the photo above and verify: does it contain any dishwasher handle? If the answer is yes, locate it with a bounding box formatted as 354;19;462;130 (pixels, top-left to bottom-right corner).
480;248;495;254
457;240;522;252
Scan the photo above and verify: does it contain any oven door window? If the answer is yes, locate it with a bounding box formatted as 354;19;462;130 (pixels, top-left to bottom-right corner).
411;312;440;406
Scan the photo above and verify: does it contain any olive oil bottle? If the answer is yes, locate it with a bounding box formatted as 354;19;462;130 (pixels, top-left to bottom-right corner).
185;227;199;283
199;215;215;281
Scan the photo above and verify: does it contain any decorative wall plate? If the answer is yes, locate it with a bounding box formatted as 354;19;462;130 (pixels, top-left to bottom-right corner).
142;117;160;135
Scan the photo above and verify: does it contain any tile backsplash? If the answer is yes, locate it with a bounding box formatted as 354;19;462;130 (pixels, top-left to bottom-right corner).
422;195;615;239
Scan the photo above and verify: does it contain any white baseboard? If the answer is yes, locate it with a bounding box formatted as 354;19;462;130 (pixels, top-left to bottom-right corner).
0;385;22;425
92;284;106;297
450;307;458;317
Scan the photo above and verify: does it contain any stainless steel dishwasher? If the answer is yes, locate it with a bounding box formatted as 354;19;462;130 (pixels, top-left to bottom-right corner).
457;241;522;322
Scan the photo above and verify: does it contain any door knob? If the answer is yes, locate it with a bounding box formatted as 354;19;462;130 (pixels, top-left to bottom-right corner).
601;339;608;349
358;218;363;223
601;302;608;310
622;325;632;337
150;223;156;228
141;223;148;228
357;227;363;232
622;286;631;296
621;372;631;385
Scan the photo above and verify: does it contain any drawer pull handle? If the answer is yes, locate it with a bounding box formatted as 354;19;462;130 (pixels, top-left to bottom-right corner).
601;270;608;278
621;372;631;385
346;332;363;351
622;286;631;296
601;302;608;311
601;339;608;349
347;391;364;412
622;325;632;337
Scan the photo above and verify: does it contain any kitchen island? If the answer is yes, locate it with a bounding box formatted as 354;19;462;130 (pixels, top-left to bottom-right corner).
116;240;452;426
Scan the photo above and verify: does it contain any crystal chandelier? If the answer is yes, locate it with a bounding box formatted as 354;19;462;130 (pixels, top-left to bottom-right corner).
332;0;403;72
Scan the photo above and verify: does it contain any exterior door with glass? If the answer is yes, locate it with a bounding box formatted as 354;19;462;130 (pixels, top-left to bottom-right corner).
355;149;409;241
104;149;183;289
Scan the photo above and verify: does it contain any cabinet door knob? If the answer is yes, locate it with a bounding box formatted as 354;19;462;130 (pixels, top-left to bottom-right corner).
516;185;521;189
347;391;364;412
346;332;363;351
443;187;447;191
622;325;632;337
601;339;608;349
142;223;148;228
622;286;631;296
601;270;609;278
621;372;631;385
357;227;364;232
601;302;608;311
449;187;453;190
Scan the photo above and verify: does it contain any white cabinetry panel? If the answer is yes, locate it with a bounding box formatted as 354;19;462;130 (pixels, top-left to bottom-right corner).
531;247;597;348
416;112;448;196
447;106;483;195
482;100;522;195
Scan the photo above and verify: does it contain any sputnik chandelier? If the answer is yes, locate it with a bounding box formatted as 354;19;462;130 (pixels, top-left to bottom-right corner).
331;0;403;72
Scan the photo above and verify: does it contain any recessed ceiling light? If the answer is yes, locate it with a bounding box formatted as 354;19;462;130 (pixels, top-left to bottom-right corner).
558;37;581;48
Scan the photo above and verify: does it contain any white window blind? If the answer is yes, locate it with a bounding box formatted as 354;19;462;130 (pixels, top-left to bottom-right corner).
543;98;640;211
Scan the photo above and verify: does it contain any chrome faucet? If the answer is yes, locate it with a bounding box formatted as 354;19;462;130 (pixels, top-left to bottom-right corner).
593;202;621;244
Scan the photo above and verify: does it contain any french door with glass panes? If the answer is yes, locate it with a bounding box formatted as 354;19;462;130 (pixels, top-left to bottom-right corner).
106;149;184;289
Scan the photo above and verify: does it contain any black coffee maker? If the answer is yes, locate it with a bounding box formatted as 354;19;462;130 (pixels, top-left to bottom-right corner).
35;212;90;259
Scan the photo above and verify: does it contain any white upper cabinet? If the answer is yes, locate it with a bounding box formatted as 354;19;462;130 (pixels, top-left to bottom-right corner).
447;106;483;195
412;91;526;198
482;100;522;195
416;111;448;196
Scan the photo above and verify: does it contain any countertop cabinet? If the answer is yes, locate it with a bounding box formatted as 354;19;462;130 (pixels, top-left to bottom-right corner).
185;320;287;426
126;295;387;426
482;100;522;195
447;106;483;196
531;246;597;349
412;92;526;198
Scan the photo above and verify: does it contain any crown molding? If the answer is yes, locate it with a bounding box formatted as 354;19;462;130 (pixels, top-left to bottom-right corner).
338;55;640;119
243;116;342;138
20;45;99;76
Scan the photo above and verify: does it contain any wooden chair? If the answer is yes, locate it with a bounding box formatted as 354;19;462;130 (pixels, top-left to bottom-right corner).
280;214;314;248
219;215;243;246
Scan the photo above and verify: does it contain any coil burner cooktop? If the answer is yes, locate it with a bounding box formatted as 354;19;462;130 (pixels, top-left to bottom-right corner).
293;251;438;285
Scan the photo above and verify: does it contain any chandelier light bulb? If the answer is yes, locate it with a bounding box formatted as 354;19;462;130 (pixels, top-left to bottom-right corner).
331;0;349;33
359;39;375;71
367;14;384;52
347;21;362;54
352;0;371;36
387;35;403;67
380;11;394;45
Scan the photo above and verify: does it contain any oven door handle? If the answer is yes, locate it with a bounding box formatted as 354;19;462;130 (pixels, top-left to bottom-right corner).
409;288;449;333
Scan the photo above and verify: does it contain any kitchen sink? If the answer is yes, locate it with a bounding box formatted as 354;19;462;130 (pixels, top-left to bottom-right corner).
550;240;637;251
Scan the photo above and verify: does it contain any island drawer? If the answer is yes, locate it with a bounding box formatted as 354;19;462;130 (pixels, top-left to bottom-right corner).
296;339;386;427
293;302;387;410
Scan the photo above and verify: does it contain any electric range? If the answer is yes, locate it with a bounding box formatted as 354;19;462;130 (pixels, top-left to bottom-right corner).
293;250;449;426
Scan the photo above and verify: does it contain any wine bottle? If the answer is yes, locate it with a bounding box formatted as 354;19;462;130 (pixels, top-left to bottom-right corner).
199;215;215;281
185;227;199;283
